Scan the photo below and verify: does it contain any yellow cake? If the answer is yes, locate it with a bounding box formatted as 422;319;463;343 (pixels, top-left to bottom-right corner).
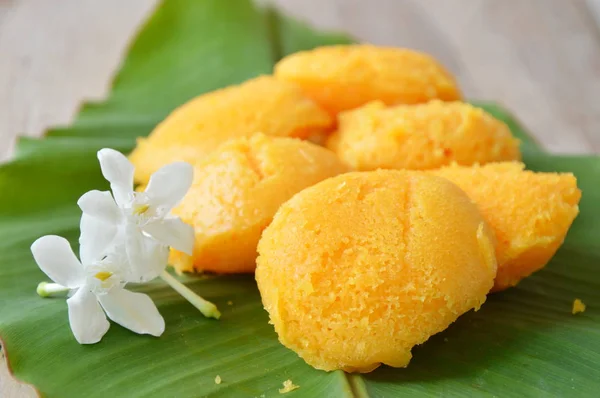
129;76;333;184
432;162;581;291
256;170;497;372
169;134;349;274
327;100;521;171
274;44;462;115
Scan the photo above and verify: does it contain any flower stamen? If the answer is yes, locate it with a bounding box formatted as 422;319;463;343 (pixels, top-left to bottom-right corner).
94;271;113;281
132;203;150;215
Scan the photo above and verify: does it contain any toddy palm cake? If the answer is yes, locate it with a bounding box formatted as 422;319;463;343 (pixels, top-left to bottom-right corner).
129;76;333;184
256;171;497;372
169;134;349;274
274;44;462;115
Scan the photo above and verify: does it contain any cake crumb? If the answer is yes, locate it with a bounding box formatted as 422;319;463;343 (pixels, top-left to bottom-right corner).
227;301;233;306
572;299;586;315
215;375;222;384
279;379;299;394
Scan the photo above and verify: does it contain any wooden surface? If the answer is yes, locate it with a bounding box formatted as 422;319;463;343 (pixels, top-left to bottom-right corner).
2;0;600;396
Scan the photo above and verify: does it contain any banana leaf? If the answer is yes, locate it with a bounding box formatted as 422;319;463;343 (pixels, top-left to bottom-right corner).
1;1;598;397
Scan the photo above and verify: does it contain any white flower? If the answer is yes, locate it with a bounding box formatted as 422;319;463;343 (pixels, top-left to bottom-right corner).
31;235;165;344
77;148;195;282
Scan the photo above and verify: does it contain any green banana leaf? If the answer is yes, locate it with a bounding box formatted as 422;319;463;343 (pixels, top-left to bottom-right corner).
1;1;598;397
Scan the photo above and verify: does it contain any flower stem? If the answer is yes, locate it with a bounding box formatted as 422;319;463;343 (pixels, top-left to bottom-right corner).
160;271;221;320
37;282;69;297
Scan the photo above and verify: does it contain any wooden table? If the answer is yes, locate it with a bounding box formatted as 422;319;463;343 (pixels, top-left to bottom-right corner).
1;0;599;396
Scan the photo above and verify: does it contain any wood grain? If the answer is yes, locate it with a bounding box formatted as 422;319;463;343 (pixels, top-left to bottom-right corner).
0;0;157;161
1;0;600;396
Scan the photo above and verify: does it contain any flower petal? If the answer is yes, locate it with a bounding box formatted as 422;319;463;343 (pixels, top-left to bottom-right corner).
143;217;195;255
67;288;110;344
79;214;119;265
124;224;169;283
97;148;134;207
98;288;165;337
144;162;193;211
31;235;84;288
77;190;121;224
